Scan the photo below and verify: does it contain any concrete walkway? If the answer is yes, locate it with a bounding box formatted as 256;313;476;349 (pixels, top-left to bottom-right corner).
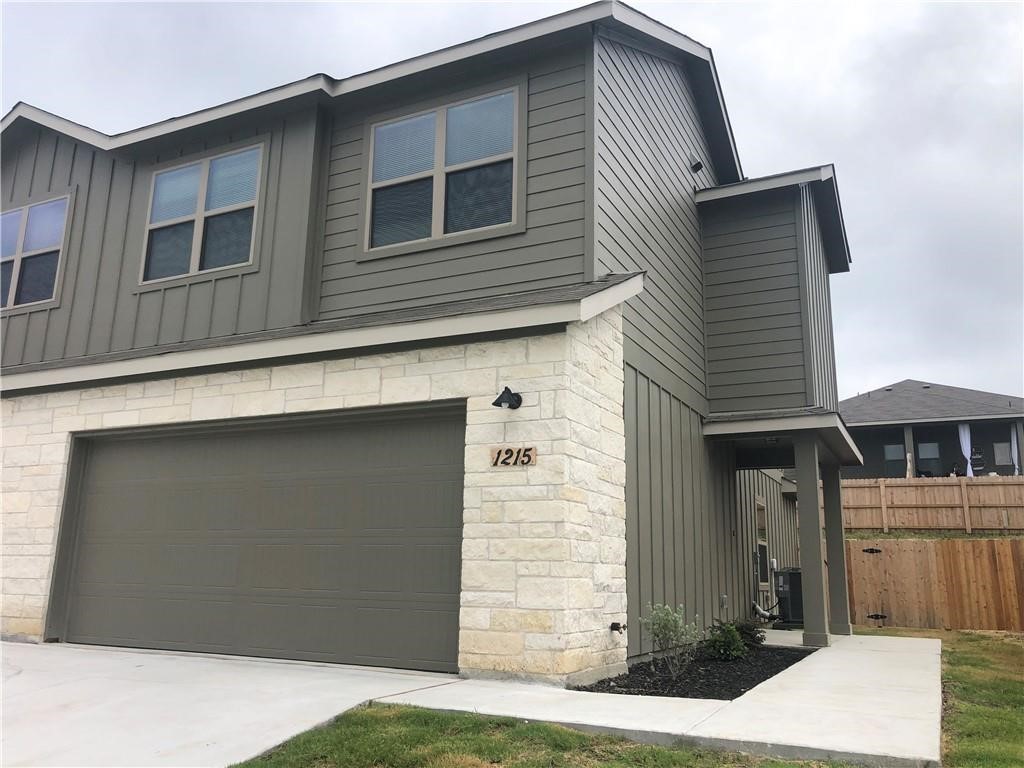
1;642;453;767
379;632;942;767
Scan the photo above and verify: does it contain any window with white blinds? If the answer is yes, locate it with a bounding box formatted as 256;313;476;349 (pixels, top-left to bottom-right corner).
367;89;517;250
142;145;262;283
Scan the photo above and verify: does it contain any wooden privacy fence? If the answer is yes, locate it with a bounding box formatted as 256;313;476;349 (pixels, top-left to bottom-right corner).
830;477;1024;532
846;538;1024;631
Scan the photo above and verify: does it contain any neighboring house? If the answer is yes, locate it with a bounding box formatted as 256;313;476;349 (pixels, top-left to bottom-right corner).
841;380;1023;479
0;1;859;685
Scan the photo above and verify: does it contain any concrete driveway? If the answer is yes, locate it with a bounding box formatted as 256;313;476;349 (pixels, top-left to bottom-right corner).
1;641;455;767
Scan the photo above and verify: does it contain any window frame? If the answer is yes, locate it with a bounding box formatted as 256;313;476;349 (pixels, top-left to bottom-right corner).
138;141;266;288
0;190;74;314
993;441;1012;466
755;499;770;587
359;82;527;261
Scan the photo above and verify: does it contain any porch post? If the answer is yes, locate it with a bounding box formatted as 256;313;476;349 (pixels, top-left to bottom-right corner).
821;462;852;635
794;433;830;647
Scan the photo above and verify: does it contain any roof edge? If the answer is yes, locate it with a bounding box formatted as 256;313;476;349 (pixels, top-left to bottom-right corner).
695;164;851;273
1;0;739;183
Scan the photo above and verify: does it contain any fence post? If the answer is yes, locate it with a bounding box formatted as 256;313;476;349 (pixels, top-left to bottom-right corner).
959;476;972;533
879;478;889;533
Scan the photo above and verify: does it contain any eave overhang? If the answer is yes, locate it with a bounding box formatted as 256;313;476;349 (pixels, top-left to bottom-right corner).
846;413;1023;428
1;2;741;182
696;164;851;273
0;274;644;395
704;411;864;467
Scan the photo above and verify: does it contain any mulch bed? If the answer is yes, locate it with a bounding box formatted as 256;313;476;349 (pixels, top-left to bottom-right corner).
575;644;816;700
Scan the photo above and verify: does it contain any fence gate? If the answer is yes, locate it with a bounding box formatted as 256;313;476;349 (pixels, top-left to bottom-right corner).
845;538;1024;631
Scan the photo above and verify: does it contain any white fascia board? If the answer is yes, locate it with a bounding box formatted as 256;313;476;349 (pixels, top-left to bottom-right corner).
1;77;334;152
0;276;643;394
578;273;643;321
695;165;834;203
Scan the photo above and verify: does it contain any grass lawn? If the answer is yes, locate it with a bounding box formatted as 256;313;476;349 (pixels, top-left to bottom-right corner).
235;704;833;768
857;627;1024;767
237;629;1022;768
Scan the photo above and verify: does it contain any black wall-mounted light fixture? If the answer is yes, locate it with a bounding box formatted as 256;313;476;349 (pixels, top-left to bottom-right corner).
492;386;523;410
688;151;703;174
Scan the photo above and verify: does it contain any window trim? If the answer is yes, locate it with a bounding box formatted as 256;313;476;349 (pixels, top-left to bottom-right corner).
358;82;527;261
1;189;75;315
755;498;769;587
993;441;1012;466
138;141;266;288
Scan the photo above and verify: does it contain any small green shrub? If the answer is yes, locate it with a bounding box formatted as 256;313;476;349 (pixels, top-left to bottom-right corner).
639;603;702;678
732;618;766;647
705;622;746;660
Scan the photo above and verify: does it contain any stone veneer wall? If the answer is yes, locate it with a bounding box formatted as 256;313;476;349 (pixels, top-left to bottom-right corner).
1;307;627;685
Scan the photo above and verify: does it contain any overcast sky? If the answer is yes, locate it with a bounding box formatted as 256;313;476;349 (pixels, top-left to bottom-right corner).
3;1;1022;399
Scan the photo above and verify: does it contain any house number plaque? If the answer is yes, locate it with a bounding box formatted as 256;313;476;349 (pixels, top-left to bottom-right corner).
490;447;537;466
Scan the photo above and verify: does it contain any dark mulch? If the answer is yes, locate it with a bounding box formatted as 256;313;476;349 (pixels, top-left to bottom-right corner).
575;644;816;700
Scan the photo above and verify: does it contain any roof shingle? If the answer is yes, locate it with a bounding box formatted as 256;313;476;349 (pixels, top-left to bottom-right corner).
839;380;1023;425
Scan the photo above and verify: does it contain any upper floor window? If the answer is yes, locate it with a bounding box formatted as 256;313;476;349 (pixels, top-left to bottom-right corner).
1;196;70;309
143;145;262;283
368;89;516;250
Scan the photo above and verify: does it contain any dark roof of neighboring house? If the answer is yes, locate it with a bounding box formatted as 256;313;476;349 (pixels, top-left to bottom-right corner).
840;380;1024;426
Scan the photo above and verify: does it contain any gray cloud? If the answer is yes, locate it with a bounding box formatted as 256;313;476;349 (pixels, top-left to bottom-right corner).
3;1;1021;399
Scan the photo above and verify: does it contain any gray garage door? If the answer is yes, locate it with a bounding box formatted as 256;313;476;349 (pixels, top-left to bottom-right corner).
60;405;464;672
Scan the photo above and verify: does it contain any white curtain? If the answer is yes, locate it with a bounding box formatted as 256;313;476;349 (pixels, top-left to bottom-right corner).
958;423;974;477
1011;427;1020;476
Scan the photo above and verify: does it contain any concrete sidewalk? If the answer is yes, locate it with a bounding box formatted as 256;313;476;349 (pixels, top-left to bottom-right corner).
378;633;942;767
1;642;454;767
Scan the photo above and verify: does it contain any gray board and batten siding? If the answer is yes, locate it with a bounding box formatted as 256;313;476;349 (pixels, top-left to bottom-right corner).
1;105;323;369
702;186;839;414
624;363;799;658
317;44;591;324
593;32;718;414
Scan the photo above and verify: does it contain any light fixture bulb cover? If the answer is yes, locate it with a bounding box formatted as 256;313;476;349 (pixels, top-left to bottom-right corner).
492;386;523;409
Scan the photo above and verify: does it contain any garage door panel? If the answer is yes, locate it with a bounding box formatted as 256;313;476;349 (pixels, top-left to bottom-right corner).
412;544;462;594
62;407;464;672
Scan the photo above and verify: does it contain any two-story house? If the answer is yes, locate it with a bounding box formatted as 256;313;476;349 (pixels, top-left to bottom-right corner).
0;1;860;685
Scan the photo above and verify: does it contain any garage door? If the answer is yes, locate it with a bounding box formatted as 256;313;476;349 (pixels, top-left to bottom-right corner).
58;405;464;672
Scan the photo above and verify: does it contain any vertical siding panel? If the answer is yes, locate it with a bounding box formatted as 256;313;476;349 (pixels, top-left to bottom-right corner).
87;158;134;356
266;111;317;329
636;371;653;636
209;277;242;337
624;366;640;658
132;290;162;348
157;285;189;345
45;142;92;360
672;398;686;611
237;123;283;334
29;132;57;197
182;281;215;341
649;385;665;609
